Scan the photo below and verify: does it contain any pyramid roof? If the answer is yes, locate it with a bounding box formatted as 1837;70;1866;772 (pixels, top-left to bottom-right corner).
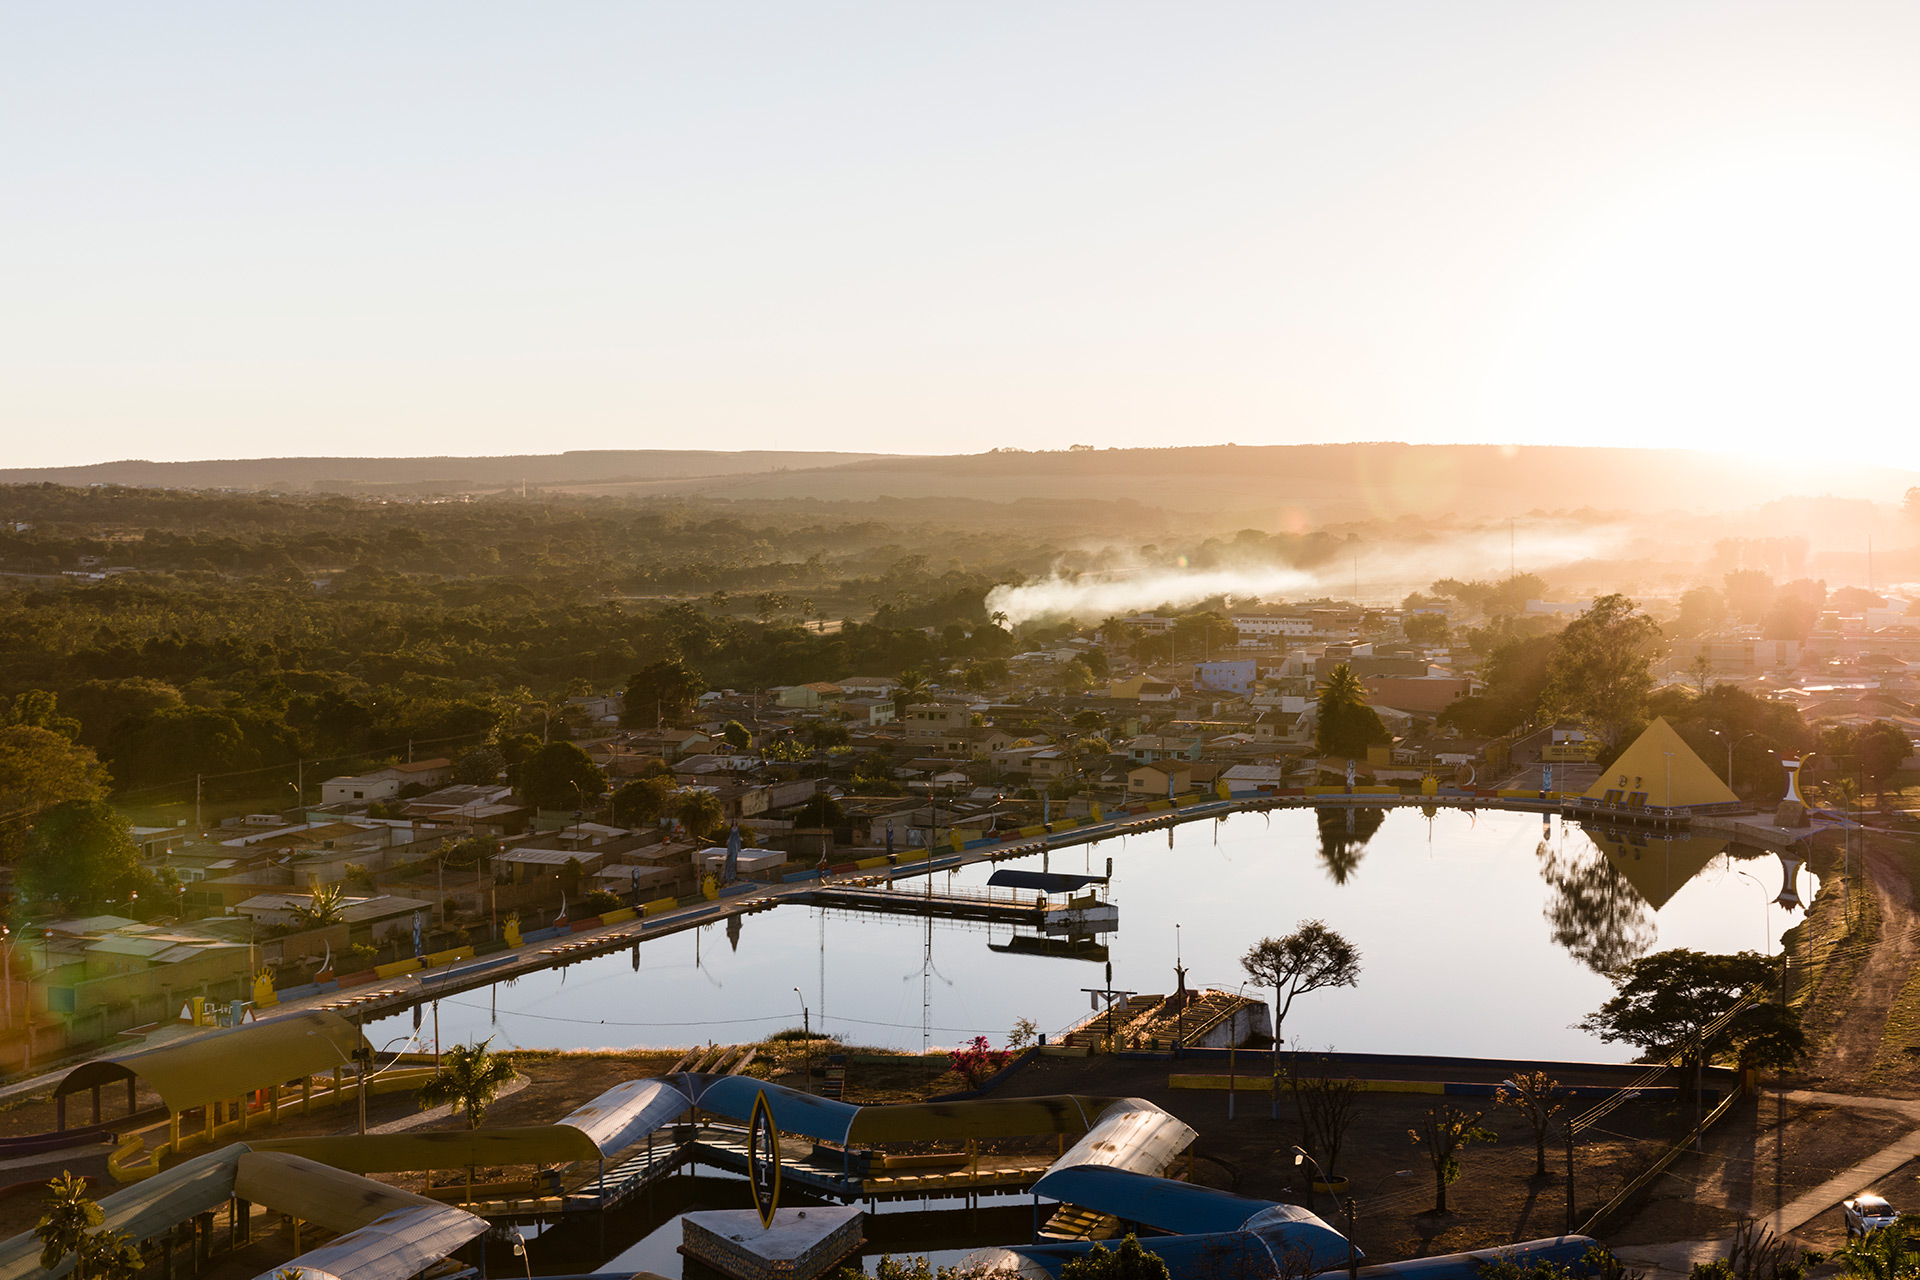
1582;717;1737;809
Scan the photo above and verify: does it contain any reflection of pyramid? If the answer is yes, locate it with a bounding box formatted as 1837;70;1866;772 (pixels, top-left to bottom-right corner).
1582;717;1738;810
1577;825;1729;910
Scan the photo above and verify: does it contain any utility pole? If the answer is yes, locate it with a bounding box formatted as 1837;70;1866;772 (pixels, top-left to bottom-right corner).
195;775;202;830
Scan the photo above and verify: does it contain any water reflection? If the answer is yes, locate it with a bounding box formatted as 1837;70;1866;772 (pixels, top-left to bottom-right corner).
384;810;1811;1062
1315;806;1384;884
1536;835;1655;974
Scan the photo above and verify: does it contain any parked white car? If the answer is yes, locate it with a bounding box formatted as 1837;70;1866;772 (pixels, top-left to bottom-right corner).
1844;1194;1899;1240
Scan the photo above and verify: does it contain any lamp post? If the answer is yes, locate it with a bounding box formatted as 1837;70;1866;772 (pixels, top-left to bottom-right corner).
1229;980;1248;1120
0;926;12;1029
1709;730;1761;795
794;987;811;1093
1734;869;1770;955
1292;1146;1354;1278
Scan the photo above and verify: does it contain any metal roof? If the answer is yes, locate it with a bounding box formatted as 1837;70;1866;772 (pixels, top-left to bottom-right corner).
1052;1097;1196;1177
247;1204;487;1280
0;1147;246;1280
247;1125;601;1172
559;1076;695;1155
846;1095;1120;1144
692;1074;862;1145
1031;1166;1276;1235
987;870;1105;894
54;1008;366;1113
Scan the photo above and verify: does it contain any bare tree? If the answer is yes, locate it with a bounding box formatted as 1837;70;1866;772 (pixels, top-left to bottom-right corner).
1494;1069;1564;1178
1285;1048;1361;1186
1241;922;1361;1117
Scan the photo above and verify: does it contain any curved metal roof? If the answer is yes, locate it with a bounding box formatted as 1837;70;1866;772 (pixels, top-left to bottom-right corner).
54;1009;366;1115
559;1076;695;1155
1052;1097;1195;1176
1031;1166;1277;1236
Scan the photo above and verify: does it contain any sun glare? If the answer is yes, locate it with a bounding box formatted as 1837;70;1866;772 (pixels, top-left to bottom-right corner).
1482;137;1920;462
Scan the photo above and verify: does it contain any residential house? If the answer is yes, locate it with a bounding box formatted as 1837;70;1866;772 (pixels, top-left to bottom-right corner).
778;682;846;710
1123;734;1203;763
1107;675;1181;702
903;702;972;741
1192;659;1257;693
838;696;897;726
1128;762;1194;796
319;758;453;805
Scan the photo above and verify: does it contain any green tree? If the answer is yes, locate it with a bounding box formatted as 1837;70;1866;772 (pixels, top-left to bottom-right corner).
35;1171;100;1272
516;741;605;812
450;745;506;785
1539;594;1661;754
416;1039;516;1128
721;720;751;750
5;691;81;741
891;669;932;718
676;789;725;842
293;882;347;929
612;775;675;827
1314;664;1390;758
0;725;111;864
1242;921;1362;1117
793;793;848;828
621;658;707;727
1839;1214;1920;1279
1404;613;1449;645
1059;1235;1172;1280
1494;1070;1564;1178
22;800;142;912
1408;1103;1496;1214
1673;586;1728;638
1577;949;1803;1094
1723;569;1775;622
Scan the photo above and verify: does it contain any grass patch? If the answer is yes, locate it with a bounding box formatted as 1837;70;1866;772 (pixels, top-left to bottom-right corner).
1784;835;1880;1052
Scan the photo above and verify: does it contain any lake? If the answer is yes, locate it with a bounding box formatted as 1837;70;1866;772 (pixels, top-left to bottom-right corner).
371;808;1809;1062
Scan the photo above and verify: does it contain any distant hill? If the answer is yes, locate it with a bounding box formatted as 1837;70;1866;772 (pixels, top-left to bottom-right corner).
1;443;1909;520
550;443;1920;521
0;450;891;492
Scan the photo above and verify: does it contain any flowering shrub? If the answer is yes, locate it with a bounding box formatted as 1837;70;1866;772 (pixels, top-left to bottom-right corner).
947;1036;1013;1088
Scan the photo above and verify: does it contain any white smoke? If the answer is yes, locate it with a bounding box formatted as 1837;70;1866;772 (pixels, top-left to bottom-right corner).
986;566;1319;626
983;520;1639;626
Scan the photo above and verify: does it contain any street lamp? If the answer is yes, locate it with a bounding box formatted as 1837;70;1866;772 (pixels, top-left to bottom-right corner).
1734;869;1770;955
0;926;12;1029
1708;730;1761;795
510;1229;532;1280
793;987;812;1093
306;1030;416;1135
1293;1146;1357;1280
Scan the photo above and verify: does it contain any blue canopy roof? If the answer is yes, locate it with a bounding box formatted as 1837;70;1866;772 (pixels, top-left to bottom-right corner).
988;870;1105;893
1032;1166;1277;1236
689;1074;862;1145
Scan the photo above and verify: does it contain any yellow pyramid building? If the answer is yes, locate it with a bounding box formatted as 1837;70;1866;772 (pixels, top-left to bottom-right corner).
1581;716;1738;811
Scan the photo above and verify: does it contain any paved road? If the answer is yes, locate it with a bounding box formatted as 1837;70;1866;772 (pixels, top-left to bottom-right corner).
1611;1089;1920;1278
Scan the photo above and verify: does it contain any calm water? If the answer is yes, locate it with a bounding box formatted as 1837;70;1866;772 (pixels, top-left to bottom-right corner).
371;809;1810;1063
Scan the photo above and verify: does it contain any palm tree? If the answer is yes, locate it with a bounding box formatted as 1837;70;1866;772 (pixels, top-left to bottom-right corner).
676;789;725;843
892;669;932;719
293;881;347;930
416;1039;516;1129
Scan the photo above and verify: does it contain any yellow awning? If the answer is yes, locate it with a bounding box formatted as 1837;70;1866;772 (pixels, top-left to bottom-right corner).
246;1125;602;1173
55;1009;366;1115
846;1095;1124;1144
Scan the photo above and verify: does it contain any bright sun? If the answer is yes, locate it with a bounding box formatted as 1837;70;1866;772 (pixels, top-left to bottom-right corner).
1482;136;1920;463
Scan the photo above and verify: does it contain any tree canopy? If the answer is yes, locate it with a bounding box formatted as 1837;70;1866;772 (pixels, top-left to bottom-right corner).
1576;948;1804;1076
22;799;143;912
1315;663;1390;758
516;741;605;812
1539;594;1661;753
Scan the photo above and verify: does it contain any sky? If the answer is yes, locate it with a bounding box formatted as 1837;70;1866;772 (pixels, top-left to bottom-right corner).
6;3;1920;468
